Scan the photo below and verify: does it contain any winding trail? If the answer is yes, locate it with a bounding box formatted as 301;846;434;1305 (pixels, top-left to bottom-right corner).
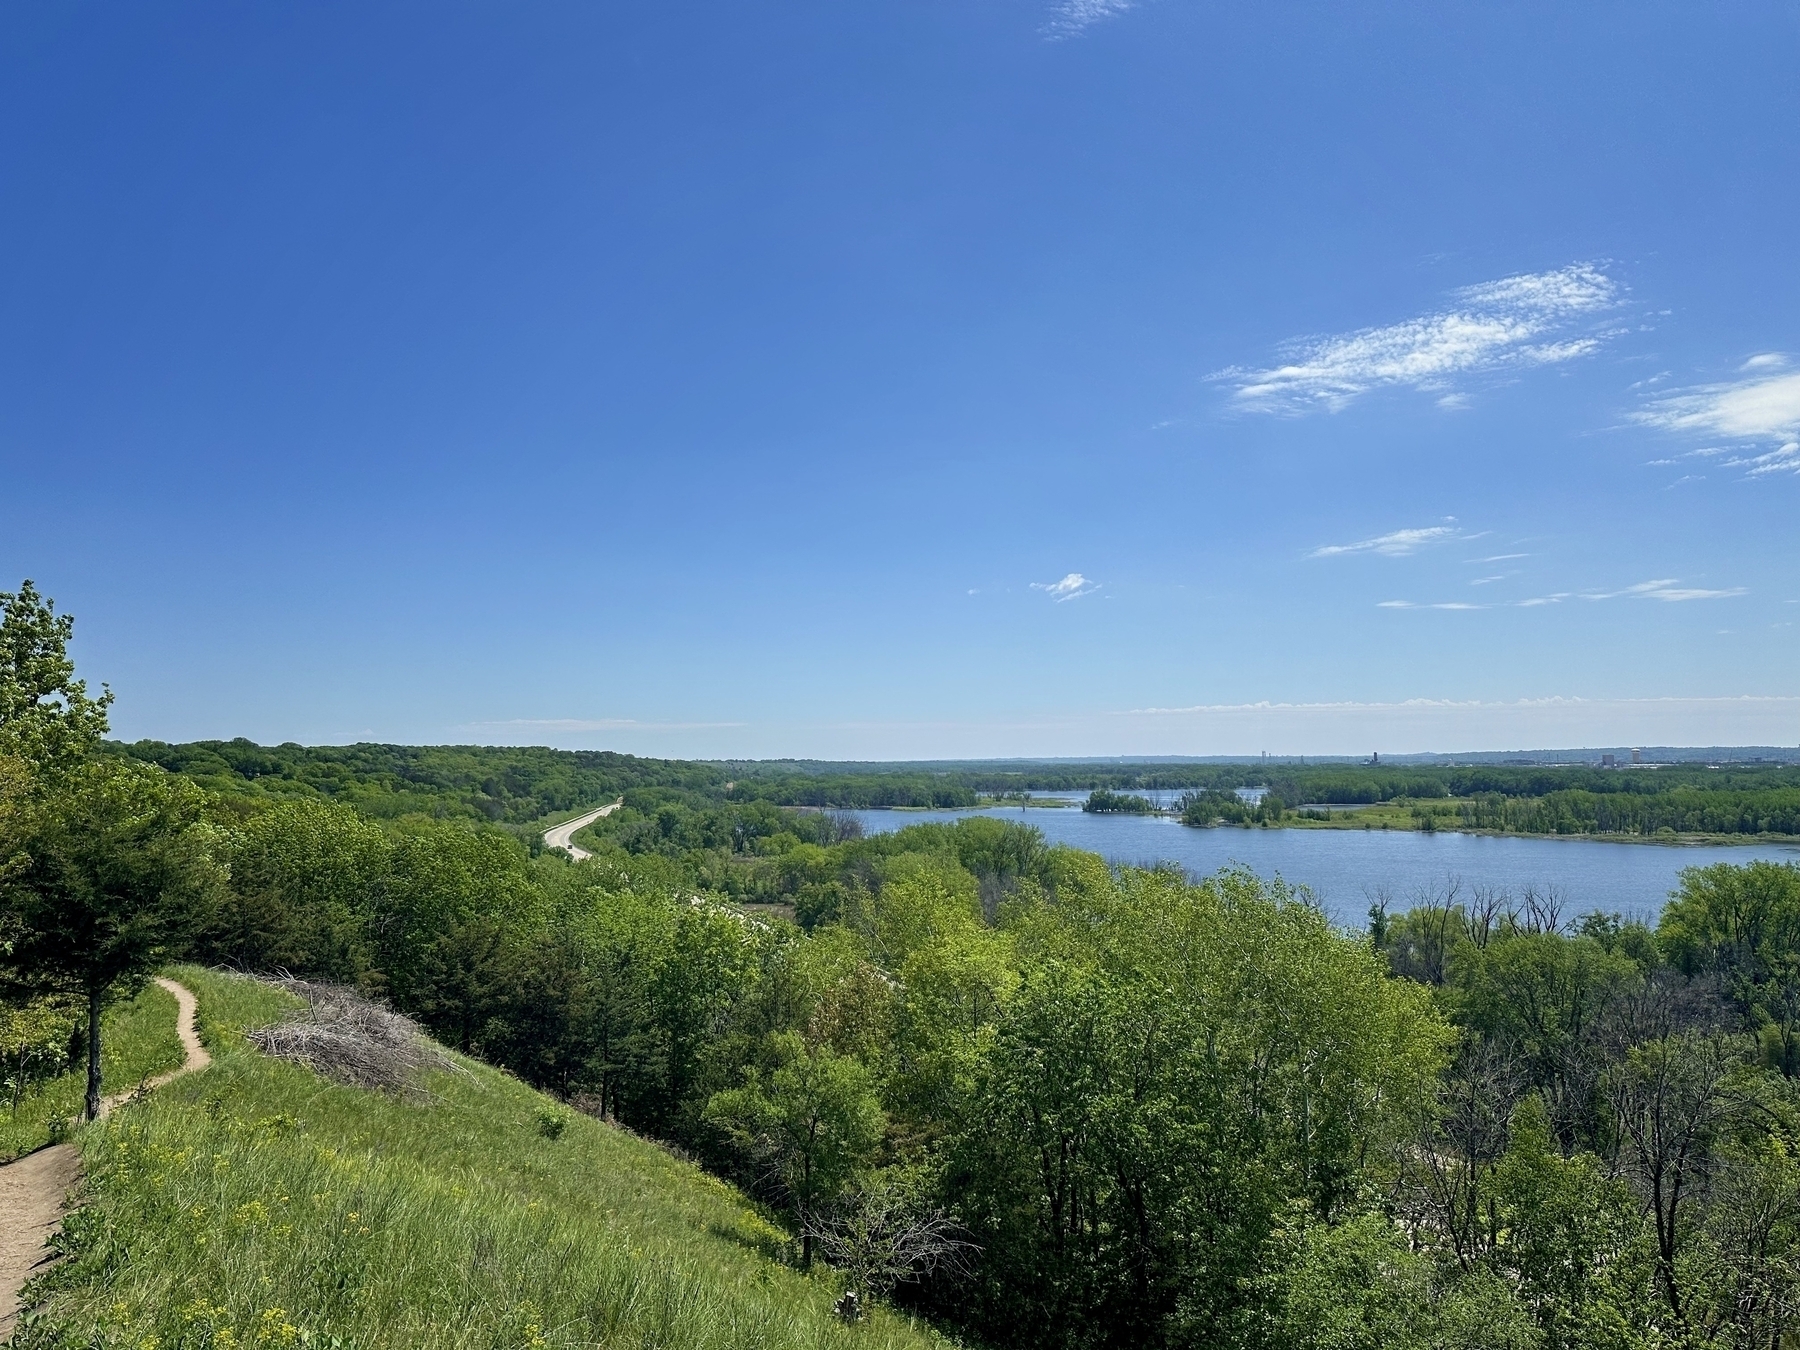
541;799;622;862
0;977;208;1338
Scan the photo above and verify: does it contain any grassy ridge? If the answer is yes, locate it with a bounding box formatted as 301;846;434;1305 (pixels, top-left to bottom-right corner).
18;968;949;1350
1;982;183;1162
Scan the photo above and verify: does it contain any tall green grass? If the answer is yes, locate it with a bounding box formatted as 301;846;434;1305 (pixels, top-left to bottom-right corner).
16;967;955;1350
1;981;183;1162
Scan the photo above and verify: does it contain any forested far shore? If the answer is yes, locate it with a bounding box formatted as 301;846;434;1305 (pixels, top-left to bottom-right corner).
108;738;1800;839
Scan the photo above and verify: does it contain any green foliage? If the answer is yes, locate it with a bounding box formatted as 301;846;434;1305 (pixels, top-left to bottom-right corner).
0;579;112;770
0;756;224;1116
1179;788;1286;826
0;758;222;1004
1261;1210;1474;1350
1448;930;1643;1143
110;734;1800;841
1487;1096;1657;1349
940;866;1449;1347
1660;862;1800;1070
706;1031;886;1263
1082;788;1155;814
1455;786;1800;837
110;737;725;823
1;992;80;1116
730;772;978;809
216;797;388;978
534;1104;570;1139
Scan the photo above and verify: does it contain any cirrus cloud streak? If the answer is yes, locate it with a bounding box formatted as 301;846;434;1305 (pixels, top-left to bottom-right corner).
1636;359;1800;477
1220;264;1618;413
1309;522;1461;558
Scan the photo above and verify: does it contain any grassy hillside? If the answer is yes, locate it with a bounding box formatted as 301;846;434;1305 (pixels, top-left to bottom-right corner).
1;982;183;1163
18;967;950;1350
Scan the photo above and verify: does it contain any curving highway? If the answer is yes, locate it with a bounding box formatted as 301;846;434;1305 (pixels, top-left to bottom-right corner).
541;800;622;862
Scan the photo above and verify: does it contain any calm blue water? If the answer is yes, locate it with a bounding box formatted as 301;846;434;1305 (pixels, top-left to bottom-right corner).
845;804;1800;929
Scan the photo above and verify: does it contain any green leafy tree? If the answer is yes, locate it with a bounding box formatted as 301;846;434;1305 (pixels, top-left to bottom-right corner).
1083;790;1154;815
1681;1125;1800;1347
705;1030;885;1265
1488;1095;1658;1349
0;759;222;1117
948;865;1449;1349
211;797;388;979
1660;861;1800;1073
1607;1031;1751;1323
0;580;112;771
1259;1210;1439;1350
1450;930;1641;1146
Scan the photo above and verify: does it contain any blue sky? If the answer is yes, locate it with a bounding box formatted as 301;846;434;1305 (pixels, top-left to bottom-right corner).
3;1;1797;758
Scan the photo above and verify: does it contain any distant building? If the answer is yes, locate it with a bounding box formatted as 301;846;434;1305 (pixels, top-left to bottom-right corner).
1632;748;1643;764
1602;753;1616;767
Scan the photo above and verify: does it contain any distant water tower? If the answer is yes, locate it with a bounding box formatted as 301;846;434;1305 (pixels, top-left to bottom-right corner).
1632;747;1643;764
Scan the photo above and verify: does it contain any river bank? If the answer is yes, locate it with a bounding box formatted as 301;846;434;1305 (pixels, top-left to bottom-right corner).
959;792;1800;847
845;802;1800;926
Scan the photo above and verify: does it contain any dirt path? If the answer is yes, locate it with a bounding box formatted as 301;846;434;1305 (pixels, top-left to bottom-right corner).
0;976;208;1338
541;799;622;862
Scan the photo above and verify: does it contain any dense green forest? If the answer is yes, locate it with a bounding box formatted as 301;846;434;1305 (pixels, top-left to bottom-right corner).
107;738;726;822
107;739;1800;838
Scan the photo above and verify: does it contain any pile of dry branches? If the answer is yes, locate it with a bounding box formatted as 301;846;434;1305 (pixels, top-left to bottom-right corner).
246;977;455;1094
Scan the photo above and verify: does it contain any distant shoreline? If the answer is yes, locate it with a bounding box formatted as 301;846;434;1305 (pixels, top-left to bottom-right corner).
850;801;1800;849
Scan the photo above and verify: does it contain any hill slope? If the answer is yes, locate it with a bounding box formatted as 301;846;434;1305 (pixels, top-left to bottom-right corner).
15;967;948;1350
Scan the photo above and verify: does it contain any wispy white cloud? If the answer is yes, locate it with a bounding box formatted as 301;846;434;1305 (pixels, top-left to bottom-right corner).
1635;358;1800;476
1043;0;1134;38
1383;578;1745;609
1031;572;1102;602
1219;264;1618;413
1308;521;1460;558
1471;552;1529;563
1581;579;1748;603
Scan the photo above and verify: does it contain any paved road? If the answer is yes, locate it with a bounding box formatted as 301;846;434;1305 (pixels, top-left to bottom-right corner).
541;800;622;862
0;976;209;1337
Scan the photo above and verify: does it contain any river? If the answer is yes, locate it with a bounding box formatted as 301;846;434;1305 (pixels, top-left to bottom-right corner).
843;800;1800;929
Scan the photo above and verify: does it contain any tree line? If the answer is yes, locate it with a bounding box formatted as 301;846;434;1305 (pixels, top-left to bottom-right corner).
1453;787;1800;837
110;737;727;824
